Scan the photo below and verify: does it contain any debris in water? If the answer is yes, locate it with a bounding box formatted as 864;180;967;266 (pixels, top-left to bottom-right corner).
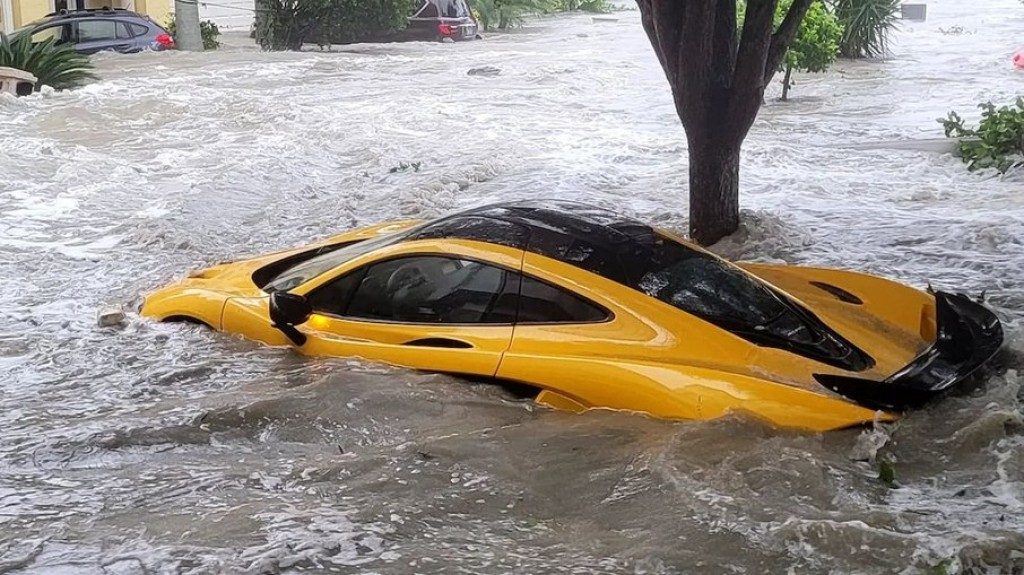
97;306;126;328
849;424;893;462
878;457;898;488
467;66;501;77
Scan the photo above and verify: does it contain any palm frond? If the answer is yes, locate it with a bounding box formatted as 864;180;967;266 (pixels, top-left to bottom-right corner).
0;32;96;91
831;0;900;58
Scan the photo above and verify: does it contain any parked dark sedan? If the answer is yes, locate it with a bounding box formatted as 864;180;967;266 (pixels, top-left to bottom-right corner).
13;8;175;55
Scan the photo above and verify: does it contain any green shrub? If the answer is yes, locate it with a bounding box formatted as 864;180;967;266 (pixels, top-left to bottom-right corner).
738;0;842;100
553;0;611;13
829;0;900;58
471;0;551;31
165;17;222;49
254;0;415;51
0;32;95;91
940;98;1024;174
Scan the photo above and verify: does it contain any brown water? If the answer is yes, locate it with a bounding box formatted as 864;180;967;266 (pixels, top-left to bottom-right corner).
1;1;1023;572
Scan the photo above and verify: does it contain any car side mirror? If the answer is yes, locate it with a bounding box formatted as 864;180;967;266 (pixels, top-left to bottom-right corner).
269;292;312;346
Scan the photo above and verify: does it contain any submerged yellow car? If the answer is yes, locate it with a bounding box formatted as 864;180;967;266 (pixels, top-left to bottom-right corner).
141;201;1003;431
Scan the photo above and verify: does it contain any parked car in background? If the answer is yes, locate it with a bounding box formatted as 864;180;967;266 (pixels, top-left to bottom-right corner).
366;0;479;43
12;8;174;55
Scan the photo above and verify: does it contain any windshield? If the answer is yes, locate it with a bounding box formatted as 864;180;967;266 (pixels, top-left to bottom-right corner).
263;231;408;293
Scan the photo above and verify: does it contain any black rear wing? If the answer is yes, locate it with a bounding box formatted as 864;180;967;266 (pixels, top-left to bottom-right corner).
814;291;1003;412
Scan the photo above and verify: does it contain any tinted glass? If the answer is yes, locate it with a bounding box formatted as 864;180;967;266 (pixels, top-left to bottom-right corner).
345;257;512;324
413;0;438;17
411;216;528;249
307;268;366;316
264;231;409;293
116;22;134;39
634;238;786;326
76;20;119;42
435;0;470;18
517;276;608;323
130;23;149;36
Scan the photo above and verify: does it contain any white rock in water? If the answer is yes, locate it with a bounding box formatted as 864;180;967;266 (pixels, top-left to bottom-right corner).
97;306;126;328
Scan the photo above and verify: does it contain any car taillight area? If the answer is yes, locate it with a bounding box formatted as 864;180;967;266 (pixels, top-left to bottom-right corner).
155;33;175;49
437;20;477;40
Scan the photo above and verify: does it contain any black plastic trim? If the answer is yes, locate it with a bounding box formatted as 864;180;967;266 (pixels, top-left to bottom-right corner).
814;291;1003;412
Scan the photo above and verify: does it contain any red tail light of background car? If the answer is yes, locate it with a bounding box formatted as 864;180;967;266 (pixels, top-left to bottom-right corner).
155;33;175;48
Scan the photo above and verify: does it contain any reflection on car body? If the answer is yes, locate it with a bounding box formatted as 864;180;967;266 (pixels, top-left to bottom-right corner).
141;201;1003;431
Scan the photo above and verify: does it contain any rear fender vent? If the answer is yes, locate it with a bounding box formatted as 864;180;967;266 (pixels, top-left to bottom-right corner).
810;281;863;305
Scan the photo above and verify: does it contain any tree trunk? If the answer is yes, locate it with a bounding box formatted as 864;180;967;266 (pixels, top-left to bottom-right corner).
254;0;273;49
636;0;813;246
688;142;740;246
780;64;793;101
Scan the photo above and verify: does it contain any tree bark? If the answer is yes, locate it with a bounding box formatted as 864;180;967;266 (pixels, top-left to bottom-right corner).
254;0;273;49
637;0;813;245
780;64;793;101
688;140;740;246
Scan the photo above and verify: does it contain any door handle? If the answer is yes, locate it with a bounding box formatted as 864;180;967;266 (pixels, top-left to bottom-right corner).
402;337;473;349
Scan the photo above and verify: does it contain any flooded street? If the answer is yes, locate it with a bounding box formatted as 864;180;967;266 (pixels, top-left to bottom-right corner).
1;0;1023;572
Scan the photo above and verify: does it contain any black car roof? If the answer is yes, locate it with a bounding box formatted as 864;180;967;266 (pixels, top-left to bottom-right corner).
406;201;664;285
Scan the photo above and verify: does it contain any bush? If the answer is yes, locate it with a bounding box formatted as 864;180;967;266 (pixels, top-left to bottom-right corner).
940;99;1024;174
829;0;900;58
553;0;611;13
165;17;222;49
254;0;415;50
471;0;549;31
0;32;95;91
738;0;842;100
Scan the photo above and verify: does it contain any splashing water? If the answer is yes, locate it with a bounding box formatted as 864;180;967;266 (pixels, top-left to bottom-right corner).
1;0;1022;572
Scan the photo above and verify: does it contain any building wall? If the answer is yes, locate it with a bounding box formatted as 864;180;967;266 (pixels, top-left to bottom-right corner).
4;0;172;29
12;0;52;28
135;0;173;25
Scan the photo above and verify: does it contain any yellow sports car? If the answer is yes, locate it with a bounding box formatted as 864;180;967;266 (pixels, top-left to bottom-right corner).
141;201;1003;431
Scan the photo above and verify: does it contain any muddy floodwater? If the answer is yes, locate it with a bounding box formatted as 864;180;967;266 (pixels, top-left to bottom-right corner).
1;0;1023;573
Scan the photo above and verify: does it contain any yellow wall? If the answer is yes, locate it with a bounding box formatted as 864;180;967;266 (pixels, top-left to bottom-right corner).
12;0;51;28
134;0;172;26
9;0;174;28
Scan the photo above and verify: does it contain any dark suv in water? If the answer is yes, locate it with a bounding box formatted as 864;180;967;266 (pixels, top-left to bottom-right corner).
13;8;175;55
366;0;478;42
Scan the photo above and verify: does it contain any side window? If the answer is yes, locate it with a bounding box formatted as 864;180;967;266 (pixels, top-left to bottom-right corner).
129;23;149;36
314;256;517;324
31;25;68;43
76;20;118;42
413;0;439;18
517;276;608;324
116;22;135;39
307;267;366;317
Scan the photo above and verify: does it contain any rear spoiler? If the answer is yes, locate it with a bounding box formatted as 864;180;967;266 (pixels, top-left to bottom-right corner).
814;291;1003;412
